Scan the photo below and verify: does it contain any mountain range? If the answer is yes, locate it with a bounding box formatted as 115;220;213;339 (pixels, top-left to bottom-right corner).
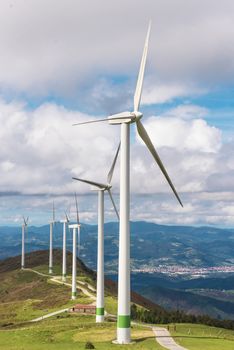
1;221;233;270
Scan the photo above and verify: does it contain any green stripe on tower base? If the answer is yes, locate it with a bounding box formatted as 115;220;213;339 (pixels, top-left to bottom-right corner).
117;315;131;328
96;307;104;316
72;291;77;297
62;273;66;277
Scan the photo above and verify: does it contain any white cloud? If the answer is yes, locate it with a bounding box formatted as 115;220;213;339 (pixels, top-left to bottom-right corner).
129;106;229;203
130;193;234;227
0;99;120;196
0;0;232;219
0;0;234;99
166;105;208;120
0;160;15;172
142;83;207;105
0;97;231;226
138;112;221;153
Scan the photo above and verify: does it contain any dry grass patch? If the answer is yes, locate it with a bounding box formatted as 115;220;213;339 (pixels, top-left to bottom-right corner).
131;327;155;340
73;327;116;342
73;325;154;343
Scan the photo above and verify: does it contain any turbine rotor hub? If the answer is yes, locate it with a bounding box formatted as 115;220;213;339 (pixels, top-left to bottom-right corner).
131;111;143;121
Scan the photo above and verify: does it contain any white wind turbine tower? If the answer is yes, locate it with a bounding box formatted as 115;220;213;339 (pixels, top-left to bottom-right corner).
73;143;120;323
69;193;80;300
60;211;69;282
21;216;28;269
49;202;56;275
73;22;183;344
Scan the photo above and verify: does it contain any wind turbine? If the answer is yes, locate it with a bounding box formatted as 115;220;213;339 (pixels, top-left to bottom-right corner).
49;202;56;275
69;193;80;300
21;216;28;269
73;22;183;344
73;143;120;323
60;211;69;282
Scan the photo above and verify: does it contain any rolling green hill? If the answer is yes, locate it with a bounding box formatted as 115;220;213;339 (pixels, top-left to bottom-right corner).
0;249;164;326
0;250;233;350
0;250;95;326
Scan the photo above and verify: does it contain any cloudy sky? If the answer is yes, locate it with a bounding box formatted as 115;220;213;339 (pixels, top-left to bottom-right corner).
0;0;234;227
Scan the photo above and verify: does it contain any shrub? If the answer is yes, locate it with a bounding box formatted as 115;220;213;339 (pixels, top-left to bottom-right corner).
1;322;14;327
85;341;95;349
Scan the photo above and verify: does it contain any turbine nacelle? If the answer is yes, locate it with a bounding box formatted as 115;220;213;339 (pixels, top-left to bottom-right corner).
69;223;81;229
91;184;111;191
22;216;29;227
108;111;143;125
132;111;143;120
108;112;133;125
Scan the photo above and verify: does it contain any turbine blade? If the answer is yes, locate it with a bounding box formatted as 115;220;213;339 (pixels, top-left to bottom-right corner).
26;217;29;225
107;189;119;221
74;192;80;225
136;120;183;207
72;177;106;189
72;118;111;126
64;211;69;222
134;21;151;112
72;114;133;127
107;142;120;184
22;216;26;226
66;205;71;222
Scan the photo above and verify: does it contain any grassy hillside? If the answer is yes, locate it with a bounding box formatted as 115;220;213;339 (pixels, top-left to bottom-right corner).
0;250;164;349
0;250;164;325
0;249;95;276
0;250;233;350
0;256;93;325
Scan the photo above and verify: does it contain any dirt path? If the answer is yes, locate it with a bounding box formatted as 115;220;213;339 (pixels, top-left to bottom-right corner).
153;327;188;350
51;276;96;302
25;268;96;303
76;279;96;292
30;308;69;322
24;268;50;277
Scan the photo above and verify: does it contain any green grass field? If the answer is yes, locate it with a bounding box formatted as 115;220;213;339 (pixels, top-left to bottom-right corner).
1;316;234;350
170;323;234;350
0;315;162;350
